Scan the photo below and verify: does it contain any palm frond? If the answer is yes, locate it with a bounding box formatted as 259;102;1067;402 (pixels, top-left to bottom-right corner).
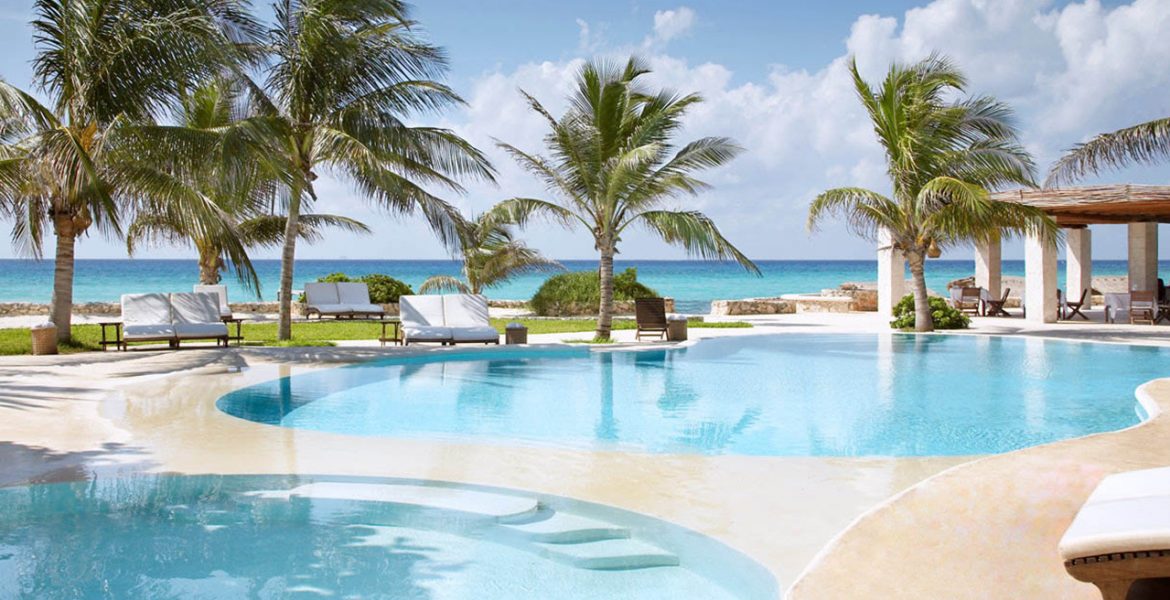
1047;117;1170;187
633;209;760;274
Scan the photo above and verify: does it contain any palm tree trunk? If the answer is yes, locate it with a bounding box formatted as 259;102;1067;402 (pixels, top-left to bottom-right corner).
907;250;933;333
277;183;302;341
49;217;77;343
596;243;615;340
196;242;224;285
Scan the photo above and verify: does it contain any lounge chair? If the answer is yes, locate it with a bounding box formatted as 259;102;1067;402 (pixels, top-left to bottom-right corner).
1064;288;1089;321
635;298;669;341
443;294;500;344
984;287;1011;317
170;292;229;347
337;282;385;319
193;284;233;319
304;282;385;319
955;287;983;315
1130;290;1156;325
1060;467;1170;600
121;293;176;349
400;294;453;345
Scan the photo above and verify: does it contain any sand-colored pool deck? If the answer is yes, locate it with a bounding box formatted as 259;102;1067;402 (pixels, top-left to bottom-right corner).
3;311;1170;598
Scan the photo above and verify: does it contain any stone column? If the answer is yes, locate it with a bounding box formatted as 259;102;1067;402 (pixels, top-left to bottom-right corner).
974;234;1002;298
1025;231;1058;323
1128;223;1159;291
877;228;905;319
1066;227;1092;308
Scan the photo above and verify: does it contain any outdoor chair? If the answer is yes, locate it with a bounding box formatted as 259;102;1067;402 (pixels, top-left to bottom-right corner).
955;287;983;316
193;284;233;319
635;298;669;341
442;294;500;344
984;288;1011;317
1130;290;1156;325
1064;288;1089;321
1060;466;1170;600
400;294;453;345
170;293;230;347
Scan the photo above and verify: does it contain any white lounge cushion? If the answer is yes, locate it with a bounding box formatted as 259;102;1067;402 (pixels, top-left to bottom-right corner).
122;293;172;327
193;284;232;318
443;294;490;327
345;303;385;315
403;325;453;341
1059;467;1170;560
123;323;175;340
451;325;499;342
305;282;340;307
171;293;223;325
175;322;228;339
336;282;372;305
312;304;351;316
400;295;445;327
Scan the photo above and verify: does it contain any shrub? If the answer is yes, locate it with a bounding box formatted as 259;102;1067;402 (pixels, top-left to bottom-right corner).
530;268;659;316
890;294;970;330
299;272;414;304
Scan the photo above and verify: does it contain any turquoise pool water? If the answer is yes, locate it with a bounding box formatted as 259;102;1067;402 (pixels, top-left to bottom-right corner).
0;474;775;599
218;334;1164;456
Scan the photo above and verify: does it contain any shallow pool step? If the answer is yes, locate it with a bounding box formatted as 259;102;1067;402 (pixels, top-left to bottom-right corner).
535;538;680;570
501;512;631;543
247;483;540;522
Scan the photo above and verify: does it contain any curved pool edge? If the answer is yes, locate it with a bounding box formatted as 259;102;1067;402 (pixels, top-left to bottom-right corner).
786;376;1170;600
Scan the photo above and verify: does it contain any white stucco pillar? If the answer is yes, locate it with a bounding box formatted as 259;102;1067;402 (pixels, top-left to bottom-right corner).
877;228;905;319
1025;230;1058;323
974;234;1002;298
1128;222;1159;291
1065;227;1092;308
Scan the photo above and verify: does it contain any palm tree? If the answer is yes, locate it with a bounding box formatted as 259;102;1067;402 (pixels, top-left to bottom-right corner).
126;79;369;287
419;208;562;295
1048;113;1170;186
494;58;758;340
807;55;1057;332
0;0;257;342
237;0;495;340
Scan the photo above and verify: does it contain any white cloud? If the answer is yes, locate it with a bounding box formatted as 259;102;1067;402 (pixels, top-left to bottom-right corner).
647;6;696;46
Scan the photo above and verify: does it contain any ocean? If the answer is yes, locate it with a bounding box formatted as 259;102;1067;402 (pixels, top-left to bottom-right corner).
0;258;1150;313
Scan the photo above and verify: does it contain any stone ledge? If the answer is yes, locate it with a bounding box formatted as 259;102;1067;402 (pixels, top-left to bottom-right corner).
709;298;794;316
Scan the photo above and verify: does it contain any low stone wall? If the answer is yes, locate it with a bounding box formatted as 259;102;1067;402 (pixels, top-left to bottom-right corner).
709;298;794;316
535;298;675;317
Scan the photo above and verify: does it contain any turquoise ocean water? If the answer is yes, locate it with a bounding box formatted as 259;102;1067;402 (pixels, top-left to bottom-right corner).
0;258;1153;313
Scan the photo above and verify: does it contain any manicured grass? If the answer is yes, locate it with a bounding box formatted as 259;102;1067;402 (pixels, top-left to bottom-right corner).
0;317;751;355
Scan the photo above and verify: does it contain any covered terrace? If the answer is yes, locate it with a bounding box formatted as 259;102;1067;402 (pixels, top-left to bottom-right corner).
876;184;1170;324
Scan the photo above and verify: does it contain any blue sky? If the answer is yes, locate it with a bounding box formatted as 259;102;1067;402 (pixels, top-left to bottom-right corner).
0;0;1168;262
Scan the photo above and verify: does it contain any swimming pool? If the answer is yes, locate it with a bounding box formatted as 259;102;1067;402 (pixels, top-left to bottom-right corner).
218;334;1164;456
0;474;776;599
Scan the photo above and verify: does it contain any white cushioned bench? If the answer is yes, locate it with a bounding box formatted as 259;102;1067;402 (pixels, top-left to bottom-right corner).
1060;466;1170;600
120;292;228;349
399;294;499;346
304;282;385;319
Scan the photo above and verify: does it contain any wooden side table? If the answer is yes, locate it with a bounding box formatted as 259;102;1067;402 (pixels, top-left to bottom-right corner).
98;321;123;351
222;316;245;345
379;319;401;347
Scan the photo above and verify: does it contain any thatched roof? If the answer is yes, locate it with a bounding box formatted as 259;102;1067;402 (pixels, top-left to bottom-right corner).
991;184;1170;226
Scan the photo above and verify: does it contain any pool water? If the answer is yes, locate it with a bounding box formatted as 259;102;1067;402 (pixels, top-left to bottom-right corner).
0;475;775;599
218;334;1164;456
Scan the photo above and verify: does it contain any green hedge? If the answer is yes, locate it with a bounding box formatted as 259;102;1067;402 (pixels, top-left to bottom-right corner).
301;272;413;303
890;294;970;330
530;268;658;316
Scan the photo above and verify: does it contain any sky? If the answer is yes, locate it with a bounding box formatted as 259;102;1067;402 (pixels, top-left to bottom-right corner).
1;0;1170;262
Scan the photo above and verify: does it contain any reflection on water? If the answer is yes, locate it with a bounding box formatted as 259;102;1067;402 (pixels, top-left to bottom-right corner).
218;335;1161;456
0;475;770;599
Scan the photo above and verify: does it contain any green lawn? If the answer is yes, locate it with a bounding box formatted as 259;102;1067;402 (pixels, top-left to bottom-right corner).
0;318;751;355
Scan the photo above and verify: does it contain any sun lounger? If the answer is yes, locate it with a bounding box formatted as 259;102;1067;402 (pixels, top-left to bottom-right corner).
121;293;176;348
1060;467;1170;600
170;292;229;347
443;294;500;344
304;282;385;319
193;284;233;319
635;298;669;340
400;294;453;345
399;294;500;345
